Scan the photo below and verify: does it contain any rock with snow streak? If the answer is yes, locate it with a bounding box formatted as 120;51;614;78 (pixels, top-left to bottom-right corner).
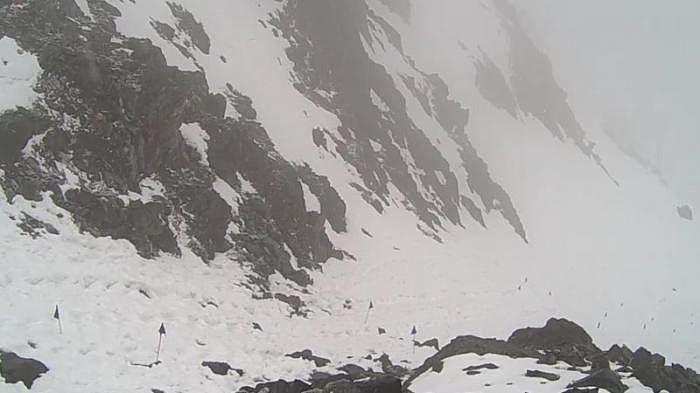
525;369;560;381
238;379;312;393
0;351;49;389
406;334;538;383
630;347;700;393
201;361;243;376
508;318;602;367
415;338;439;351
607;344;634;366
375;354;409;378
0;0;346;286
286;349;331;367
239;373;401;393
567;368;628;393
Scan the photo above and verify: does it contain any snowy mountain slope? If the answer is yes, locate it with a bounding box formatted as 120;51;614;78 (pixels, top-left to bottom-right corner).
1;0;699;392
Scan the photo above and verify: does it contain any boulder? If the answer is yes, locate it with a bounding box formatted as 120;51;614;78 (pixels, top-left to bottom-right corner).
0;351;49;389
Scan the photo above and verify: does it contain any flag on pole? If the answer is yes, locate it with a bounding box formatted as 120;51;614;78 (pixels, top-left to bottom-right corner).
411;325;417;353
53;305;62;334
156;323;166;363
364;300;374;324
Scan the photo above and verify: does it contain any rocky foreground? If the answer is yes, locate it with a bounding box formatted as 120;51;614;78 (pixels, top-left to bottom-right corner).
3;318;698;392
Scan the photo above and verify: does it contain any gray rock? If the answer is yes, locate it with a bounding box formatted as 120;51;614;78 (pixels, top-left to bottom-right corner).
0;351;49;389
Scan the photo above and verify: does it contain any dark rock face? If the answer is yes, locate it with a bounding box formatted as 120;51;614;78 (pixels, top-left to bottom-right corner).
375;354;408;378
201;361;243;376
17;213;59;238
238;379;312;393
677;205;693;220
473;51;518;117
607;344;634;365
320;375;401;393
0;108;51;165
406;334;538;385
508;318;601;367
630;347;700;393
525;369;560;381
568;369;628;393
0;351;49;389
416;338;439;351
463;363;499;372
238;374;401;393
271;0;527;241
491;0;612;180
0;0;345;286
286;350;331;367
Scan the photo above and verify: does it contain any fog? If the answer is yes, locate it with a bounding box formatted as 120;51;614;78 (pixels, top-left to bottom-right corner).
520;1;700;207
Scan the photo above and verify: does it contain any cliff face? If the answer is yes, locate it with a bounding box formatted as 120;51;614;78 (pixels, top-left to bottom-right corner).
0;0;535;285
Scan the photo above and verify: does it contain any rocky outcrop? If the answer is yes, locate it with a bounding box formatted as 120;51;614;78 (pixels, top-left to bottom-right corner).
271;0;527;240
568;369;628;393
0;351;49;389
0;0;345;287
201;361;243;376
245;319;699;393
286;350;331;368
630;347;700;393
238;373;401;393
406;334;537;384
508;318;602;367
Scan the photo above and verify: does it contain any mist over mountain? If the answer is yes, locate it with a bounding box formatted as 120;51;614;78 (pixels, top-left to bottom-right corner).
0;1;698;392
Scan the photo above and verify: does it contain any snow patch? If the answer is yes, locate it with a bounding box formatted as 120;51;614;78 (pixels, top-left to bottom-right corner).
0;37;41;112
300;181;321;213
179;123;210;165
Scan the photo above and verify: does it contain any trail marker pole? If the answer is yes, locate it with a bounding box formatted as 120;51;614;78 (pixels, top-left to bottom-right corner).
411;325;417;354
364;300;374;324
53;305;62;334
156;323;166;363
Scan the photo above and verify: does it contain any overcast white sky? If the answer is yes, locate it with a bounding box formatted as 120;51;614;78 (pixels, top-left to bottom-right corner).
519;1;700;206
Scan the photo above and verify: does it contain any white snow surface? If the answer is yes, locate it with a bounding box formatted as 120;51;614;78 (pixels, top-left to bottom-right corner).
1;1;699;392
411;353;656;393
0;37;41;112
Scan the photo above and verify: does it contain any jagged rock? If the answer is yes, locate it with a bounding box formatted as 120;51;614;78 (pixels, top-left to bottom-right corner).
201;361;243;376
337;364;368;379
0;0;346;287
508;318;601;367
17;213;59;238
607;344;634;365
0;351;49;389
319;375;401;393
271;0;526;240
591;353;611;371
376;354;408;377
286;350;331;367
568;369;627;393
274;294;307;316
238;380;311;393
0;108;52;165
463;363;499;372
406;335;537;385
537;351;558;365
416;338;439;351
525;369;560;381
630;347;700;393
